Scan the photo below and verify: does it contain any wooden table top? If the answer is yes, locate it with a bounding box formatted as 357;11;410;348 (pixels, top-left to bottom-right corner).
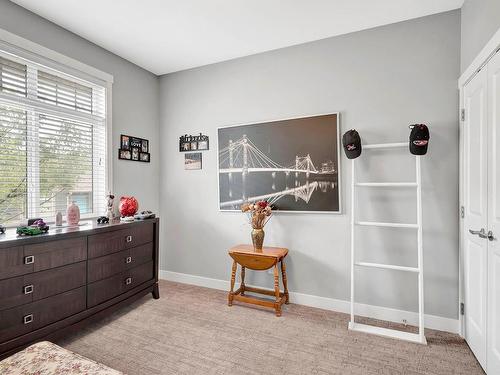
229;244;288;259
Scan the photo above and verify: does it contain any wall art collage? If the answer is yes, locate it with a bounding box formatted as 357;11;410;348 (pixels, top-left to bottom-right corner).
180;133;209;170
119;135;150;162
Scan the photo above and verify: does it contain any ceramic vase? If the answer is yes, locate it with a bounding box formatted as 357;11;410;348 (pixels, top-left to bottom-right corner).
251;228;265;252
119;196;139;217
66;201;80;226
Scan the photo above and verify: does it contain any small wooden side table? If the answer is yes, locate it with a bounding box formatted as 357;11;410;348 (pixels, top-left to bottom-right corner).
227;244;289;317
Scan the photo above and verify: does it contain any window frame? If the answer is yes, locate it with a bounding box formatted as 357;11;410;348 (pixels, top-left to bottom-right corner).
0;28;113;225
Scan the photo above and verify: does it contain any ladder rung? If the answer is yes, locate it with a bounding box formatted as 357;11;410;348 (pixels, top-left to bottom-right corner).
363;142;407;149
355;261;419;273
349;322;427;344
355;221;418;229
355;182;417;187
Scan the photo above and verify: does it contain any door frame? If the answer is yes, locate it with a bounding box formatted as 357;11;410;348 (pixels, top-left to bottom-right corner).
458;26;500;338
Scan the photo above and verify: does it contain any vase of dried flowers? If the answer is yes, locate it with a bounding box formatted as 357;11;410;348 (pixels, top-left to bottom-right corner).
241;201;273;252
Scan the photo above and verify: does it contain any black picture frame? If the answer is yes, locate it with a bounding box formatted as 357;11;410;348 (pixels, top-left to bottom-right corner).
120;135;130;150
119;134;150;162
139;152;150;163
118;148;131;160
197;140;209;150
131;147;140;161
179;133;209;152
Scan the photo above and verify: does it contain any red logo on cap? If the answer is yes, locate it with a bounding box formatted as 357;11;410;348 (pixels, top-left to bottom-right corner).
347;144;357;151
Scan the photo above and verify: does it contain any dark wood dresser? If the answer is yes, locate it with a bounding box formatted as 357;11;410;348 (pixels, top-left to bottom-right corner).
0;218;159;359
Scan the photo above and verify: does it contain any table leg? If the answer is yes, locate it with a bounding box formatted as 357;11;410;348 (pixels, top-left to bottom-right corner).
228;260;237;306
280;259;289;304
240;266;246;296
273;264;281;317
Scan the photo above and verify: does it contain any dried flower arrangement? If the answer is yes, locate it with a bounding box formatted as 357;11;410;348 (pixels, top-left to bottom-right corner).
241;201;273;251
241;201;273;229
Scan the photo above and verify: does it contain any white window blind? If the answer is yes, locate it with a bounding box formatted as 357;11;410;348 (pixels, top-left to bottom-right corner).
0;56;27;97
0;52;107;225
38;71;93;114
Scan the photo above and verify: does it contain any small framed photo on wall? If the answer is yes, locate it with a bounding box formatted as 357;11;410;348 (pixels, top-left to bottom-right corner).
139;152;150;162
185;152;202;170
131;148;139;161
197;140;208;150
119;149;131;160
121;135;130;150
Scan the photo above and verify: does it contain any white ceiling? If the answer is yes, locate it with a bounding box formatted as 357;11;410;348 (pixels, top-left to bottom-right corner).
11;0;464;76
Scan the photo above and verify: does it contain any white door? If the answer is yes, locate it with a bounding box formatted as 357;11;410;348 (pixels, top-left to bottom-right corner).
463;67;488;370
487;50;500;375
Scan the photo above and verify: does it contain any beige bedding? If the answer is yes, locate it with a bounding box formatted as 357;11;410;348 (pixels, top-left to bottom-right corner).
0;341;123;375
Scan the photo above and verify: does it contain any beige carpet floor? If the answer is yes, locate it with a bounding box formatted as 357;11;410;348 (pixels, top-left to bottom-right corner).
57;280;484;375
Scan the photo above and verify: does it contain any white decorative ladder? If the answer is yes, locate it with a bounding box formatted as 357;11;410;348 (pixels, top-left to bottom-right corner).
348;142;427;345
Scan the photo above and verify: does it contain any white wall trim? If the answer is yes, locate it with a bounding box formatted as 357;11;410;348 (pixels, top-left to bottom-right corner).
459;26;500;88
159;270;460;334
0;27;114;84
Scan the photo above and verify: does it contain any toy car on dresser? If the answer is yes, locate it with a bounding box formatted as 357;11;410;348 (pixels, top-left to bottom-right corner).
16;219;49;236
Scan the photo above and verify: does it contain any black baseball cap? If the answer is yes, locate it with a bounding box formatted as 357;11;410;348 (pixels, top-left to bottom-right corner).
342;129;362;159
409;124;429;155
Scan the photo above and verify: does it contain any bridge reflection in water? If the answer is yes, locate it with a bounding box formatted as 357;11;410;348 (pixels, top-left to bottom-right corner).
219;178;338;209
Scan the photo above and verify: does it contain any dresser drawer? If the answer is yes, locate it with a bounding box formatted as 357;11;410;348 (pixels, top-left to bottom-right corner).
88;222;153;259
87;243;153;283
0;287;86;342
0;262;86;312
87;261;154;307
24;237;87;272
0;276;31;311
0;246;32;281
25;261;87;301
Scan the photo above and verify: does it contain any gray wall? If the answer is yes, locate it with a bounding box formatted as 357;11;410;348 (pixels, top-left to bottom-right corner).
0;0;160;213
159;10;461;319
461;0;500;72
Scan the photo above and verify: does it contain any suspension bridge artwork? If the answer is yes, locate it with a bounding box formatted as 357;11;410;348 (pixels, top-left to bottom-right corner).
218;113;340;212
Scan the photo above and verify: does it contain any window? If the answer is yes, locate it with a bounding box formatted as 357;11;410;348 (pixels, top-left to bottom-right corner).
0;52;107;225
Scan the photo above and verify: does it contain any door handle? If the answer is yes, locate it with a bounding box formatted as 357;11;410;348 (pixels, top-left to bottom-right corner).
487;230;495;241
469;228;487;238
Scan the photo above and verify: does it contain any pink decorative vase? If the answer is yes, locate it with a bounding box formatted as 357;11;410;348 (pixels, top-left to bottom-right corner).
67;201;80;226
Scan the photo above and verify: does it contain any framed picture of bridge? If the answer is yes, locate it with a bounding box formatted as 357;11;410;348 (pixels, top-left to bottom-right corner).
217;113;340;213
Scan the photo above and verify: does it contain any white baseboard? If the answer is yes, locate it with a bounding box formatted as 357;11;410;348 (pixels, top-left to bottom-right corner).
159;270;460;334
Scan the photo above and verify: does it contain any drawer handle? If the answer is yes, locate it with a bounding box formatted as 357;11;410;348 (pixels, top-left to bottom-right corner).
125;256;132;264
125;277;132;285
24;255;35;265
126;235;133;243
23;285;34;295
23;314;33;325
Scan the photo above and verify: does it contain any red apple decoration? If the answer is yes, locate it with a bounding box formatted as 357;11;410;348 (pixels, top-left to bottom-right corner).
119;196;138;217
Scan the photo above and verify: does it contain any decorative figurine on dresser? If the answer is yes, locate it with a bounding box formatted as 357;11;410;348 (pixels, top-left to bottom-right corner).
0;216;161;359
106;192;115;221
